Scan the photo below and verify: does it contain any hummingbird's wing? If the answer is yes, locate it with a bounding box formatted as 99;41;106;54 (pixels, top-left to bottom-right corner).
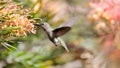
52;27;71;37
59;16;78;27
53;16;78;37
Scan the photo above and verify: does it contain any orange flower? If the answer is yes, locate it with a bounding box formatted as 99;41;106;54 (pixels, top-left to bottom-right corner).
0;1;36;37
3;14;36;37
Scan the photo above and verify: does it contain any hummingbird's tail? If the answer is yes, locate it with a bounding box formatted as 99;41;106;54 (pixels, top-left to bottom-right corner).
63;44;69;52
59;38;69;52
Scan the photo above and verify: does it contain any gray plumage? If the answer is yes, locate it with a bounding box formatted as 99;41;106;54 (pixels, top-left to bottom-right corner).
34;16;78;52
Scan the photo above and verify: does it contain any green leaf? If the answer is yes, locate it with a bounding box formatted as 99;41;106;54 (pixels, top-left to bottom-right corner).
0;27;20;35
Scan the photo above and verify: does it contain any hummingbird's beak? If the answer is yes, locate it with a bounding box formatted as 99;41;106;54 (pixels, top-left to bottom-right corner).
34;23;41;26
34;23;43;28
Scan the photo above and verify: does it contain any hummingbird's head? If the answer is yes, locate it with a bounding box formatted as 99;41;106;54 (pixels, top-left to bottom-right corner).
40;22;53;32
41;23;50;29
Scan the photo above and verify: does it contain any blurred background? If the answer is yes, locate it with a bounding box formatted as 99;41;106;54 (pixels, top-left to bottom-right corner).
0;0;120;68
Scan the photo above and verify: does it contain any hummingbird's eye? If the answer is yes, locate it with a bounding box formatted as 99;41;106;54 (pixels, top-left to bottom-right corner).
42;23;48;25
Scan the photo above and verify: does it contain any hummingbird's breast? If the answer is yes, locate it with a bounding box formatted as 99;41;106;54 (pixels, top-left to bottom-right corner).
40;23;60;46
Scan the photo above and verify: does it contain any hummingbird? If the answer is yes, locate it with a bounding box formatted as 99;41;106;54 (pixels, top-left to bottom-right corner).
34;17;78;52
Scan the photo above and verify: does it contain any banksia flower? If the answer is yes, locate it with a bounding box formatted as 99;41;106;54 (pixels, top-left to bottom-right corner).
0;0;36;40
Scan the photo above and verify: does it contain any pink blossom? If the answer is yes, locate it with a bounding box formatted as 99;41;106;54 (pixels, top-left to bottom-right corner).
90;0;120;22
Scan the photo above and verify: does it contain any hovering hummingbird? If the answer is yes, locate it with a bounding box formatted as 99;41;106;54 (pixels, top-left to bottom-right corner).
34;17;78;52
